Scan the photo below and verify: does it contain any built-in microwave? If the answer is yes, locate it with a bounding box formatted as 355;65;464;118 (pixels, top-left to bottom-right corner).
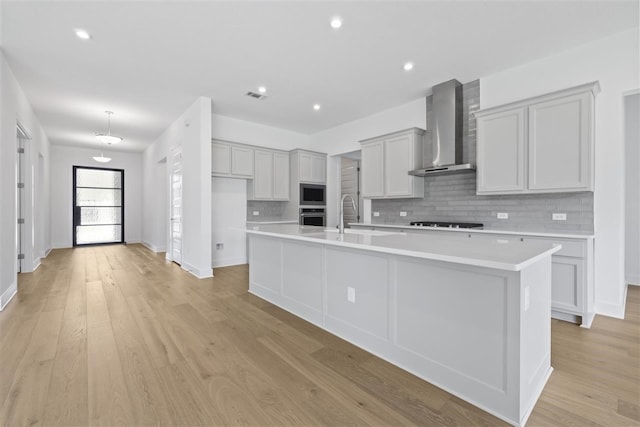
300;183;326;205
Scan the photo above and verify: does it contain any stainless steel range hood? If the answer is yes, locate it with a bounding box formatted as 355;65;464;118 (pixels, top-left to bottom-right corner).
409;79;475;177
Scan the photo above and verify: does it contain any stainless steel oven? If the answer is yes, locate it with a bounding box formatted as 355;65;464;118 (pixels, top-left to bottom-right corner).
300;184;326;206
299;207;326;227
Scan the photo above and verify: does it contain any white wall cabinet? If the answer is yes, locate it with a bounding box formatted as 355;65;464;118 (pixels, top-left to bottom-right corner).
248;149;289;201
475;82;599;195
211;140;254;178
360;128;424;199
294;150;326;184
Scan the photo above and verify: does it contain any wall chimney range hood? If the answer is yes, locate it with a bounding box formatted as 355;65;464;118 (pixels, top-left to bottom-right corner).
409;79;475;177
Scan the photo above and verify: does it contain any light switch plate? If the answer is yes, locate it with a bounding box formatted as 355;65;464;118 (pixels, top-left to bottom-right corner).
552;213;567;221
400;211;407;217
253;211;260;216
373;212;380;217
497;212;509;219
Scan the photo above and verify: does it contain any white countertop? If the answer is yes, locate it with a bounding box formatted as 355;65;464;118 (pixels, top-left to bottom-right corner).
349;223;594;240
246;224;560;271
246;220;298;225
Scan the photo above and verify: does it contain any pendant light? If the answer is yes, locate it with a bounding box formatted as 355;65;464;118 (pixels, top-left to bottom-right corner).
93;141;112;163
95;110;123;145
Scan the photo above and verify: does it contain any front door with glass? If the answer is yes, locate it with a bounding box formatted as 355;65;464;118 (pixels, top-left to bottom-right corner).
73;166;124;246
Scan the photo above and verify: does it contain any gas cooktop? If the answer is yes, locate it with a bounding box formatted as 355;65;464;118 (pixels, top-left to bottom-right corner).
409;221;483;229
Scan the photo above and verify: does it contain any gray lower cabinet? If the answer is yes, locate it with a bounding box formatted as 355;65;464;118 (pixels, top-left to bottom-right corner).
351;224;595;328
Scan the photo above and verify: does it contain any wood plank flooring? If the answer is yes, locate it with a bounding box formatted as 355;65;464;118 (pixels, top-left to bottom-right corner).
0;244;638;426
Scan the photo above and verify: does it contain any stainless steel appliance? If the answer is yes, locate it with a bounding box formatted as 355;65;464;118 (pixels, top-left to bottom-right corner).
300;183;326;205
410;221;483;229
409;79;475;176
300;208;326;226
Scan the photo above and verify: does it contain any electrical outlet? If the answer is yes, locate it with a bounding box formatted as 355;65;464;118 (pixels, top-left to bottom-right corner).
253;211;260;216
400;211;407;217
373;212;380;217
216;243;224;250
552;213;567;221
347;287;356;303
497;212;509;219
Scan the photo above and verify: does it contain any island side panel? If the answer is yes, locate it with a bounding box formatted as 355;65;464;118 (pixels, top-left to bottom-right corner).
518;256;553;426
392;257;521;424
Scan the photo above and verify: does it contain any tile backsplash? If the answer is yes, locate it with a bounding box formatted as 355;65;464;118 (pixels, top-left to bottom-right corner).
372;79;594;233
371;173;594;232
247;201;288;221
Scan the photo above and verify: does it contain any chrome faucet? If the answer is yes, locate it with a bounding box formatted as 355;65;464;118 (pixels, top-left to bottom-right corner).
339;194;357;234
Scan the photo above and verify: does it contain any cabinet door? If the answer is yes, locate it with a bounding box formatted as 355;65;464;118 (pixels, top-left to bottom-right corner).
211;142;231;175
311;155;326;184
384;134;413;197
231;146;254;177
253;150;273;199
528;92;592;191
476;108;526;194
361;141;384;198
299;153;314;183
273;152;290;200
551;256;583;314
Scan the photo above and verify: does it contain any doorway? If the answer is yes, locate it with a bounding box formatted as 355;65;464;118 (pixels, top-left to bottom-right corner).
340;152;362;227
16;124;29;272
168;148;183;266
72;166;124;246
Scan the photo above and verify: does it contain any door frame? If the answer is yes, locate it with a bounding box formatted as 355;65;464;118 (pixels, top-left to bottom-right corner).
72;165;125;247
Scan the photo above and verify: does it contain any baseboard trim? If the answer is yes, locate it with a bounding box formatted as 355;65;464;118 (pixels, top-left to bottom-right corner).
212;257;247;268
0;282;18;311
32;259;41;272
141;241;166;253
45;248;52;257
595;285;628;319
627;276;640;286
181;261;213;279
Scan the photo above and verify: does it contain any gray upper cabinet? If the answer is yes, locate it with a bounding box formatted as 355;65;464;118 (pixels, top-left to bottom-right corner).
211;140;254;178
361;140;384;197
528;92;593;191
476;108;526;193
296;150;326;184
475;82;599;195
360;128;424;199
248;148;290;201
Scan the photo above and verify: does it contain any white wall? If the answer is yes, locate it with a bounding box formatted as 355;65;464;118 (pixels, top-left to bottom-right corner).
50;145;142;248
212;177;247;267
307;98;426;156
0;52;51;309
625;92;640;285
142;97;212;278
480;28;639;318
212;113;309;151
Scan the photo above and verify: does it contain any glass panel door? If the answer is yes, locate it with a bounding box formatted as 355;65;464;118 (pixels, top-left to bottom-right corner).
73;166;124;246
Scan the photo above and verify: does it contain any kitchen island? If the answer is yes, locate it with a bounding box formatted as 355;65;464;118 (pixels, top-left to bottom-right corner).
246;224;560;426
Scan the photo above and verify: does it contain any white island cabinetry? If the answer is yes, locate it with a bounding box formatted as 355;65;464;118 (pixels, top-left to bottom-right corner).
247;224;559;426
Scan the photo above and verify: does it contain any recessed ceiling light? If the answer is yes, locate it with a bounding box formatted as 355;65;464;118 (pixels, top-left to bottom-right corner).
313;104;321;111
75;29;91;40
403;62;414;71
330;17;342;29
258;86;267;94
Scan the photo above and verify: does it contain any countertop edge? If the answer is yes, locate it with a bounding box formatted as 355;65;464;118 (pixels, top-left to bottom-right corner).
245;228;559;272
349;223;594;240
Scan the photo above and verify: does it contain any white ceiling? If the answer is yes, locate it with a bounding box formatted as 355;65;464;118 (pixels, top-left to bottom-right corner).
1;1;638;152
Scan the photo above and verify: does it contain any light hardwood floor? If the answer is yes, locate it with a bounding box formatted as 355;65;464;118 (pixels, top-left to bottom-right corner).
0;244;638;426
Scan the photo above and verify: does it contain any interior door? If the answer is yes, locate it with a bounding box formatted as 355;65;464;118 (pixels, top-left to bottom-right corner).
170;148;183;265
73;166;124;246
